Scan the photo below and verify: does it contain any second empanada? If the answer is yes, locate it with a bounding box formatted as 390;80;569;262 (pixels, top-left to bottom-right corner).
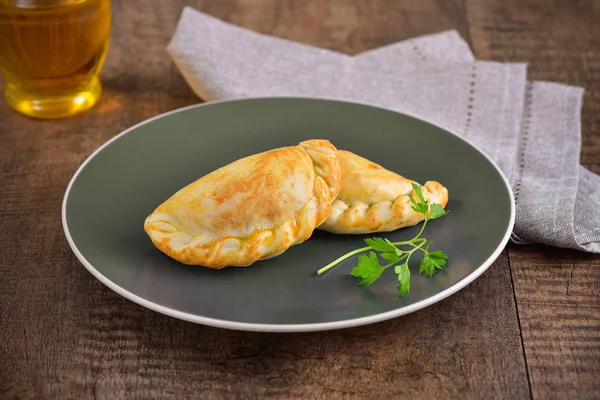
318;150;448;234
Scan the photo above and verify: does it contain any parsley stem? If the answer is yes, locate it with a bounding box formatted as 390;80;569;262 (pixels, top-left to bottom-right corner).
398;238;427;266
413;217;429;241
397;253;410;262
390;237;426;248
382;261;397;269
409;239;432;255
317;246;371;275
410;238;427;253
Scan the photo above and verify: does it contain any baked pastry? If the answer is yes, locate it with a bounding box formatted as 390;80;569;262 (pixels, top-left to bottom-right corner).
144;139;341;268
318;150;448;234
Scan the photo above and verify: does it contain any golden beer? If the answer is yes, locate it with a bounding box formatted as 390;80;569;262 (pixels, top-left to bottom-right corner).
0;0;111;118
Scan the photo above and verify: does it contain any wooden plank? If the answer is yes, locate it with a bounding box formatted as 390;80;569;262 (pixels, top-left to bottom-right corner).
194;0;469;54
466;0;600;398
508;246;600;400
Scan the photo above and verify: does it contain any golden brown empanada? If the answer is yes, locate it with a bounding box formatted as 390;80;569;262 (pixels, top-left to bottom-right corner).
318;150;448;234
144;139;341;268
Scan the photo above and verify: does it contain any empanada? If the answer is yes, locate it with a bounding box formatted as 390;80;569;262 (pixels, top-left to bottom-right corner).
318;150;448;234
144;139;341;268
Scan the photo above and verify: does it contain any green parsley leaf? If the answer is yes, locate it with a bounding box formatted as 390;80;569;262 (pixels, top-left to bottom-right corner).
428;250;448;266
429;203;447;219
381;252;401;263
394;263;411;296
410;183;429;215
351;252;385;286
364;237;397;253
419;250;448;277
364;237;401;264
412;182;427;204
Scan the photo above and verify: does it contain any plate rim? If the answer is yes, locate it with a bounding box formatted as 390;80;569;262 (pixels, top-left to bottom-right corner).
62;96;516;333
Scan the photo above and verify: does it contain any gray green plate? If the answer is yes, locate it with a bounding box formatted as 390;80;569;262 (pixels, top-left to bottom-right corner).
62;98;514;332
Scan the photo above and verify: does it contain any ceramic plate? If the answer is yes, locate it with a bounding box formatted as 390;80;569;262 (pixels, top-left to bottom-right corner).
62;98;514;332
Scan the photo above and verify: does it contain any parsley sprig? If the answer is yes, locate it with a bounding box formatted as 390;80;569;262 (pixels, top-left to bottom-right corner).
317;183;449;297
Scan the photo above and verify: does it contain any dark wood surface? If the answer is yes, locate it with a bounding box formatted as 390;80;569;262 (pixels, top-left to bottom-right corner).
1;1;599;399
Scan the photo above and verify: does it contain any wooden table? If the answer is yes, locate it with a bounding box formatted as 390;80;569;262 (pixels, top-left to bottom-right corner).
1;1;599;398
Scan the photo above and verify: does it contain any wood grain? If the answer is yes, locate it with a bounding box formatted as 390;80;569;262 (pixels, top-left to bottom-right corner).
465;1;600;399
508;246;600;400
0;0;599;399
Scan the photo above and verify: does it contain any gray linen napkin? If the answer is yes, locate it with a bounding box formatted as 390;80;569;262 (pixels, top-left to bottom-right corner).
167;7;600;253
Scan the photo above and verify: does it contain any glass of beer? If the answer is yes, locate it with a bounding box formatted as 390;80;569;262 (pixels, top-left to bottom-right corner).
0;0;111;119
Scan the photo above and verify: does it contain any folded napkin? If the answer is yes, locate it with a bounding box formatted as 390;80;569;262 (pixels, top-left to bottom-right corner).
167;7;600;253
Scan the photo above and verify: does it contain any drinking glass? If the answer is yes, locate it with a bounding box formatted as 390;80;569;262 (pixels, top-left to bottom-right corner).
0;0;111;119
